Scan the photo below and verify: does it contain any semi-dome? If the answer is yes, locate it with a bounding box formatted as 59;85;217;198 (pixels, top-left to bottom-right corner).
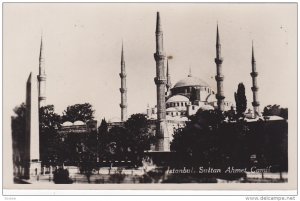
166;107;178;112
73;120;85;126
199;105;214;111
166;95;189;103
62;121;73;126
173;75;209;88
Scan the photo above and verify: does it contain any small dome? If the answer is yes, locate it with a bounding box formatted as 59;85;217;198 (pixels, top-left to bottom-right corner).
179;117;189;121
173;76;209;88
267;115;284;120
62;121;73;126
166;95;189;103
73;120;85;126
199;105;214;111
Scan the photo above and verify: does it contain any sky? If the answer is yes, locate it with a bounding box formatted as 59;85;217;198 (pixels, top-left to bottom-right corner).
3;3;297;123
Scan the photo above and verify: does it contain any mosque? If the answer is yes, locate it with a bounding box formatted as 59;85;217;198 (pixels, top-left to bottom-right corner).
13;11;289;181
36;12;261;153
146;66;232;121
38;12;261;152
116;12;261;151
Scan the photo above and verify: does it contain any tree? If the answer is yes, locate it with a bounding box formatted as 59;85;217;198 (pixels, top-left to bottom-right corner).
98;118;108;135
40;105;61;130
102;114;155;166
263;104;288;120
39;105;62;165
171;109;255;171
98;118;109;160
62;103;95;123
280;108;288;120
124;114;155;165
171;109;226;167
234;83;247;117
11;103;27;174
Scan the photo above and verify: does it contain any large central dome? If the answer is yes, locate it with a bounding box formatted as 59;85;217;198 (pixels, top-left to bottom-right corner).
173;75;209;88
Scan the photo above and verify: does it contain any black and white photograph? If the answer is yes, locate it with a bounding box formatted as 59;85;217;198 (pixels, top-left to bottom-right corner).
2;2;297;193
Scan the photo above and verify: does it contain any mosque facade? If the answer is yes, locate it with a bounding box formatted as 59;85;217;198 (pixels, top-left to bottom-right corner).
112;12;262;152
37;12;260;152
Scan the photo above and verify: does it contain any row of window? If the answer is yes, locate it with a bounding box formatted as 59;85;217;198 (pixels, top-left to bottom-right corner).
171;87;214;95
166;102;188;108
166;102;203;111
166;111;187;116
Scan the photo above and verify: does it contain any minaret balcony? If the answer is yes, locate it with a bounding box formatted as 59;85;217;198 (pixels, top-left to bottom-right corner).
119;88;127;93
251;86;259;91
119;73;127;78
119;103;127;108
37;75;46;81
250;72;258;77
154;53;165;60
216;94;225;100
154;77;167;85
214;57;223;64
215;75;224;81
252;101;260;107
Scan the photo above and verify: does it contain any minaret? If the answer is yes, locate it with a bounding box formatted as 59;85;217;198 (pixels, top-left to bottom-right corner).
214;24;225;111
250;42;260;118
146;104;151;118
154;12;169;151
37;37;46;108
188;66;192;77
166;59;172;95
119;42;128;122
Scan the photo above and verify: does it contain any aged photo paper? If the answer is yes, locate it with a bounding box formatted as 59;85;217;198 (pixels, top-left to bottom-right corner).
2;2;297;192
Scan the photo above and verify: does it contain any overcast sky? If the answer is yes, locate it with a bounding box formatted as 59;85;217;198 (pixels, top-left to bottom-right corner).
3;3;297;123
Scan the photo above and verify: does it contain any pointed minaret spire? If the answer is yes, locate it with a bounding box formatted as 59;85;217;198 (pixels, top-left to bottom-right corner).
119;42;127;122
121;41;125;65
216;23;220;48
156;12;162;33
250;41;260;118
251;41;256;69
214;24;225;111
37;36;46;108
154;12;169;151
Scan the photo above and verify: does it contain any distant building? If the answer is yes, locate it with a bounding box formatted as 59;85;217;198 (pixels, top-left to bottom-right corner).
58;120;98;134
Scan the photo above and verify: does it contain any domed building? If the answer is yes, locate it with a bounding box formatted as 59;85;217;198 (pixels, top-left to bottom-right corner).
59;120;98;134
147;69;232;120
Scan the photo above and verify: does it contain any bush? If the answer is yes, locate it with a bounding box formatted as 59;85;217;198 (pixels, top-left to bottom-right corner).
53;168;73;184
